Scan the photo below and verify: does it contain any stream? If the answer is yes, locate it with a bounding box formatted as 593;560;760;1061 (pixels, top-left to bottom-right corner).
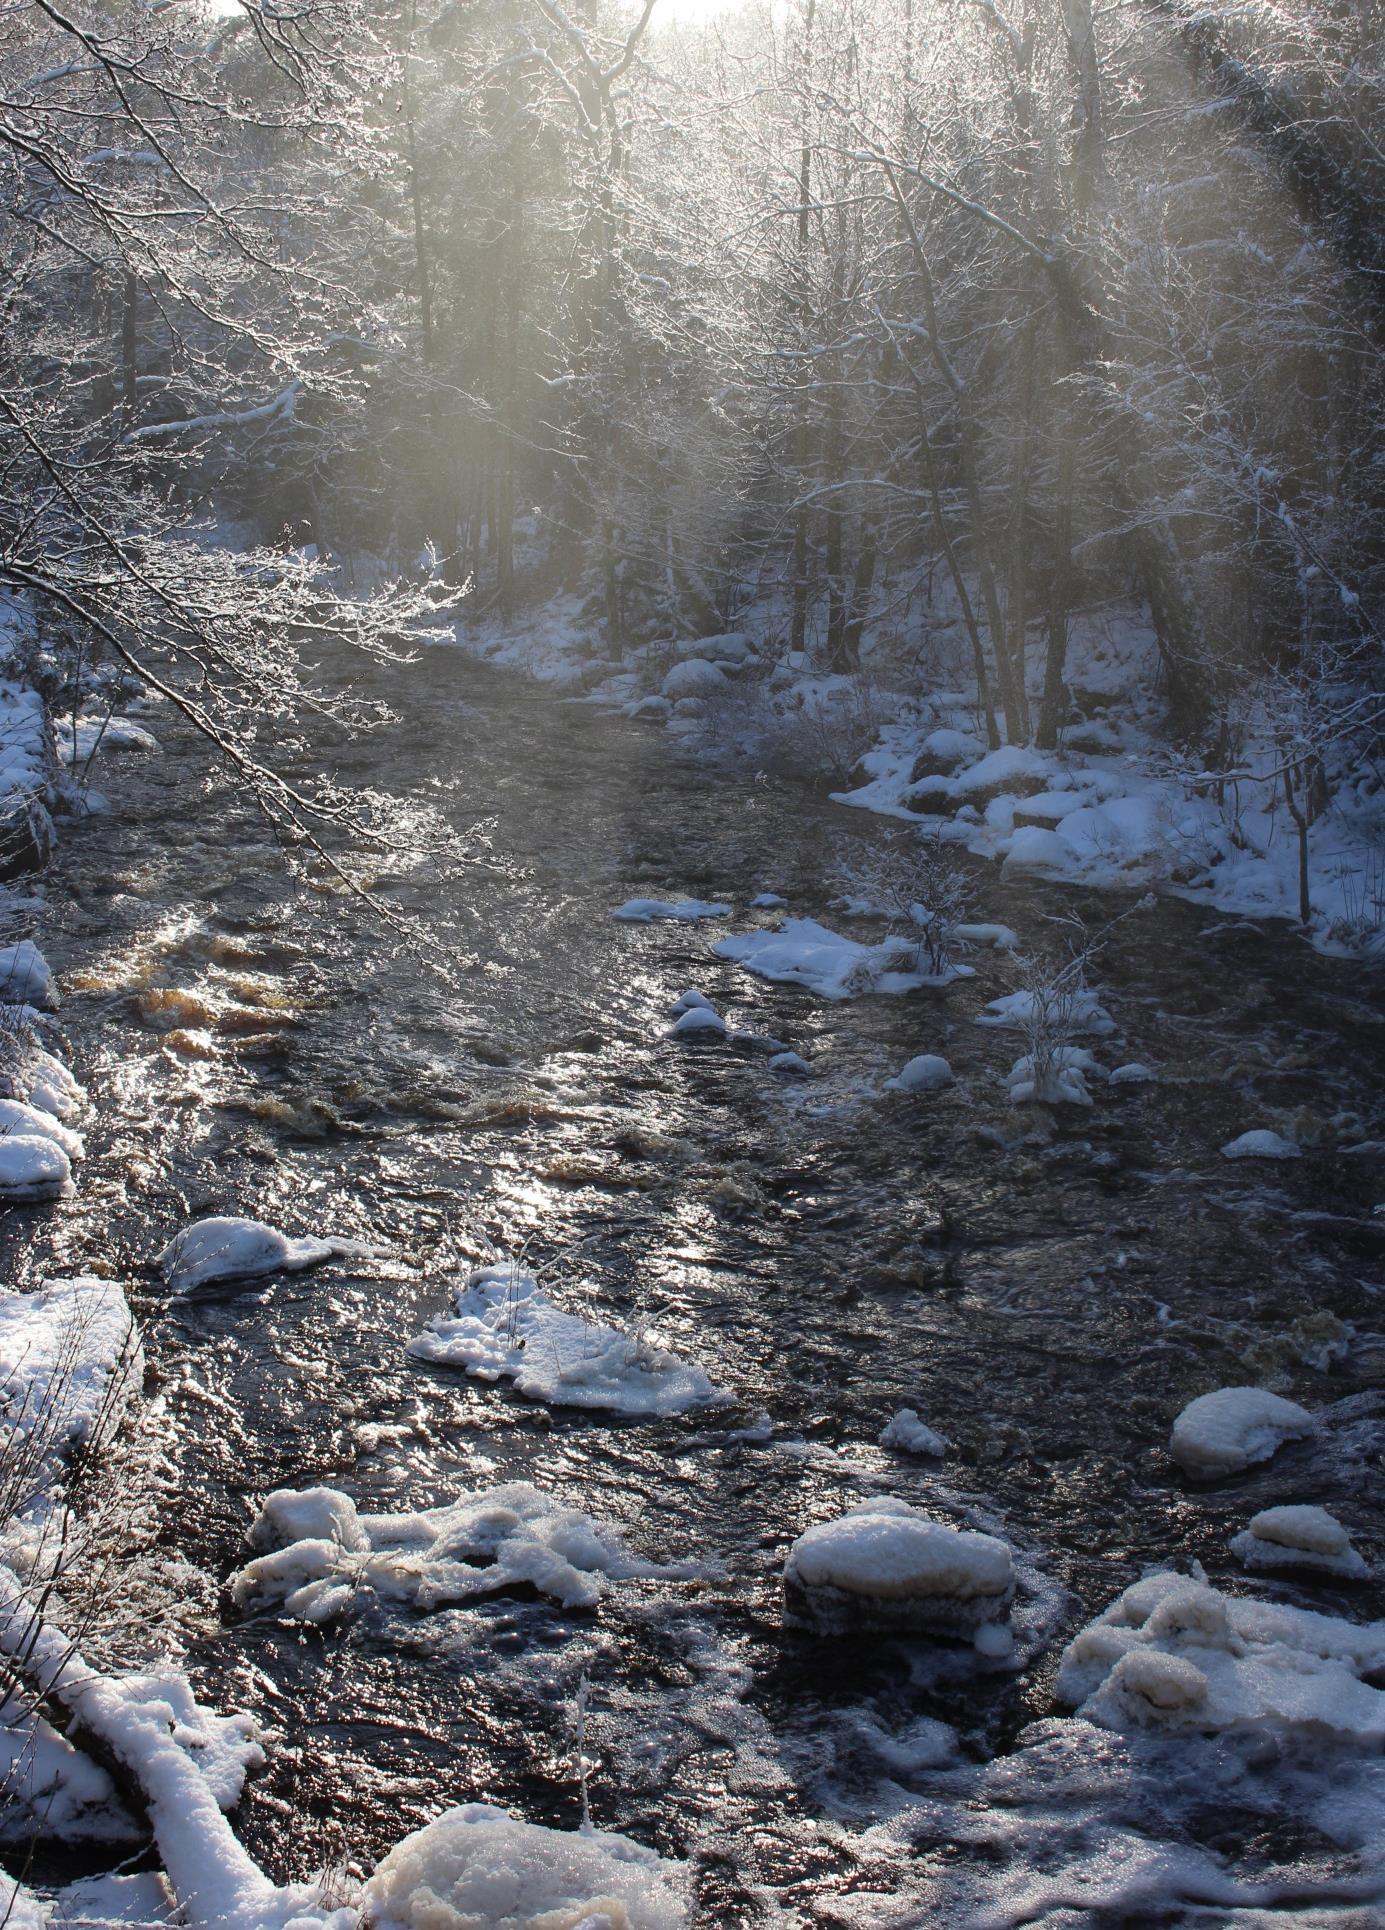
17;646;1385;1924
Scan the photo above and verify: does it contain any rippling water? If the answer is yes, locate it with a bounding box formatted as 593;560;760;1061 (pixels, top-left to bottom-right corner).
22;649;1385;1923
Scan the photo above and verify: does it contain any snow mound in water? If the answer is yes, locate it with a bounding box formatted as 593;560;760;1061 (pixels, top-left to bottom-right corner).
1109;1061;1155;1086
1057;1570;1385;1744
0;1023;85;1121
668;1005;726;1039
1170;1385;1314;1477
0;941;55;1008
714;917;952;1000
884;1054;952;1093
1005;1046;1104;1107
361;1803;687;1930
879;1408;947;1456
233;1480;688;1621
406;1266;732;1417
769;1050;810;1075
0;1133;72;1200
669;988;714;1014
783;1497;1012;1640
1221;1127;1301;1160
1231;1504;1367;1578
975;987;1116;1036
157;1216;371;1290
0;1096;83;1160
613;897;729;923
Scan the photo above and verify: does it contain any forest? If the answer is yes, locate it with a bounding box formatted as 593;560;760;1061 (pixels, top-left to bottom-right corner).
0;1;1384;1927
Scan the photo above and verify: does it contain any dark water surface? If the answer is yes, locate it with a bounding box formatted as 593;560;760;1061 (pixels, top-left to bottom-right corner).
19;650;1385;1923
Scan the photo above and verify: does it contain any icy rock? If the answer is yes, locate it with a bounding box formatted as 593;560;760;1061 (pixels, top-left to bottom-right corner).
879;1408;947;1456
768;1050;810;1075
407;1265;732;1416
0;941;54;1008
669;988;714;1014
0;1030;84;1120
361;1803;688;1930
668;1005;726;1039
158;1216;370;1291
0;1133;72;1200
0;1096;83;1160
884;1054;953;1094
1109;1062;1155;1086
1057;1569;1385;1745
1221;1128;1301;1160
1231;1504;1366;1579
660;658;727;701
1170;1386;1314;1478
783;1497;1012;1640
613;897;730;923
234;1481;687;1622
976;988;1116;1037
909;728;982;778
1005;1047;1102;1107
751;892;787;908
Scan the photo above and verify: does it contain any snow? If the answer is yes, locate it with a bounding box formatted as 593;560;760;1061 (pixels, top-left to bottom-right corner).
1231;1504;1367;1578
406;1265;732;1416
1221;1128;1301;1160
668;1005;726;1039
751;892;787;908
0;1025;85;1120
361;1803;687;1930
0;1694;132;1845
660;657;728;701
158;1216;371;1290
1170;1386;1315;1477
783;1497;1013;1639
0;1276;138;1467
0;1095;83;1160
669;988;714;1013
714;917;950;1000
0;941;55;1008
59;713;160;763
975;988;1117;1037
1057;1569;1385;1746
768;1050;810;1075
613;897;730;923
233;1480;689;1620
1110;1061;1155;1085
0;1133;72;1200
879;1408;947;1456
1005;1045;1103;1107
884;1053;953;1093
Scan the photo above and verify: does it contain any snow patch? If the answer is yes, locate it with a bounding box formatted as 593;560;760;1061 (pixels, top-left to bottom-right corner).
158;1216;372;1291
783;1497;1013;1641
1170;1386;1314;1477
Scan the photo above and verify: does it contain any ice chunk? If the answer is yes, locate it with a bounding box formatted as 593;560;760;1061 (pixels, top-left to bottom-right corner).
158;1216;371;1291
884;1054;953;1094
879;1408;947;1456
1057;1569;1385;1746
0;941;54;1008
407;1265;732;1416
1221;1128;1301;1160
234;1480;692;1621
613;898;730;923
783;1497;1012;1640
1231;1504;1366;1579
1170;1386;1314;1477
0;1133;72;1201
361;1803;687;1929
715;917;948;1000
976;988;1116;1036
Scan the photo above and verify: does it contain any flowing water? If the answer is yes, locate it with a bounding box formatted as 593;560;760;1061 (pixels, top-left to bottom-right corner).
19;649;1385;1923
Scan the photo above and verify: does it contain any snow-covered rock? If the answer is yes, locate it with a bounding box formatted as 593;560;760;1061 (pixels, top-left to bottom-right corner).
406;1265;732;1416
783;1497;1012;1640
1170;1386;1314;1478
0;1026;84;1121
158;1216;370;1291
1005;1046;1103;1107
613;897;730;923
768;1050;810;1075
884;1053;953;1094
1221;1128;1301;1161
1230;1504;1366;1579
1109;1062;1155;1086
660;658;728;701
361;1803;687;1929
668;1005;727;1039
715;918;951;1001
0;941;54;1009
669;987;715;1014
0;1096;83;1161
233;1481;690;1622
751;891;787;908
879;1408;947;1457
0;1133;72;1201
60;714;160;762
1057;1570;1385;1745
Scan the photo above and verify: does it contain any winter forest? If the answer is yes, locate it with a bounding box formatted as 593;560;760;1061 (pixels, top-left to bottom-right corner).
2;0;1385;1925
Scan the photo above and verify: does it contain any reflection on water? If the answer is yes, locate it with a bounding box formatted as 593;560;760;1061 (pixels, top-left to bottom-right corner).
21;652;1385;1922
